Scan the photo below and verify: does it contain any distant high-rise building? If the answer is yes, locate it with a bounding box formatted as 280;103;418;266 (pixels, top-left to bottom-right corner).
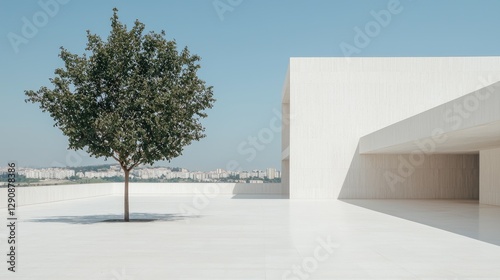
239;171;249;179
266;168;276;179
251;170;259;178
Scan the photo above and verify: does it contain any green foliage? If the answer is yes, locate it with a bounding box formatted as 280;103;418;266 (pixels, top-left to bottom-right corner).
170;167;184;172
265;178;282;183
243;176;281;183
72;164;114;173
70;176;196;183
71;178;110;185
25;8;215;172
0;174;41;186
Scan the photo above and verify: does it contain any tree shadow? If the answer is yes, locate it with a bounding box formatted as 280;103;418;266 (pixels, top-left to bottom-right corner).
27;213;199;224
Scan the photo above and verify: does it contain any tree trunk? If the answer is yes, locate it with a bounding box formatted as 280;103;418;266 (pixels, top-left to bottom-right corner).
124;169;130;222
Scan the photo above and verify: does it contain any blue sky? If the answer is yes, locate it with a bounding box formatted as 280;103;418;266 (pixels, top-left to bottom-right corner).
1;0;500;171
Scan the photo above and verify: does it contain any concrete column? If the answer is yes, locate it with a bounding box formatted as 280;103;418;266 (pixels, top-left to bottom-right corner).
480;147;500;206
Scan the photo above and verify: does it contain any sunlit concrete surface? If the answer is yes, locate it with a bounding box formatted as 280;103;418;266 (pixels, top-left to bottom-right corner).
1;196;500;279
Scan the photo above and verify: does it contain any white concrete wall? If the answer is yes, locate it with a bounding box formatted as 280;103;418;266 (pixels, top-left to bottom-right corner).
283;57;500;199
0;183;284;208
0;183;115;209
123;183;285;195
480;147;500;206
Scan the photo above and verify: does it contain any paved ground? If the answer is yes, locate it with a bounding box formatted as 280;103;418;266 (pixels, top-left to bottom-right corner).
1;195;500;279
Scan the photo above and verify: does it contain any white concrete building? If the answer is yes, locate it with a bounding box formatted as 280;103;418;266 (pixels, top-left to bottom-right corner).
239;171;249;179
282;57;500;205
20;168;75;179
266;167;276;179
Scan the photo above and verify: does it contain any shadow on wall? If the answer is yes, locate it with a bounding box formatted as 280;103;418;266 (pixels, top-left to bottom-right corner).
231;183;288;199
27;213;197;224
338;144;479;199
341;199;500;247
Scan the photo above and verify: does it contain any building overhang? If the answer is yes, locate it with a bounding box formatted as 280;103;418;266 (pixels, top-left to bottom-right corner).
360;82;500;154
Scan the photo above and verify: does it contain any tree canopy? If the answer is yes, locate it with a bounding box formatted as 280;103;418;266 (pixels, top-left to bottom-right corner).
25;8;215;173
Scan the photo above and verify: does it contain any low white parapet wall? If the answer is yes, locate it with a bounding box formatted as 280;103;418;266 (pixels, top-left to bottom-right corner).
0;183;115;209
122;183;285;195
0;183;285;208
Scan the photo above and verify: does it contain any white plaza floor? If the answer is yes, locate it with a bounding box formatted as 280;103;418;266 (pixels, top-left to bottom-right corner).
1;195;500;279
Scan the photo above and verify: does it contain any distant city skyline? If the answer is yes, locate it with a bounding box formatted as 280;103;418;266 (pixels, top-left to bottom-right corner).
2;1;500;170
0;163;281;173
0;164;281;185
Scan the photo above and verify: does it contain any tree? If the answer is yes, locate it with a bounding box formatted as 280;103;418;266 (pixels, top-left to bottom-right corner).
25;8;215;222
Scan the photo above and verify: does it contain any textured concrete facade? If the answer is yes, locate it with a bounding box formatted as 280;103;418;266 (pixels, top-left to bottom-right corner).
338;153;479;199
480;147;500;206
282;57;500;200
